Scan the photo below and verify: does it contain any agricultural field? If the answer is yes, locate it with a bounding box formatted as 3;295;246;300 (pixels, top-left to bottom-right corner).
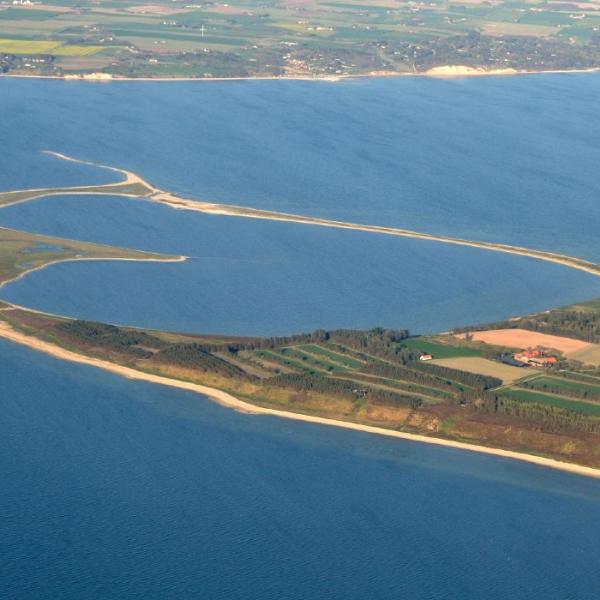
428;356;528;384
457;328;593;356
2;0;600;77
498;387;600;416
402;336;482;359
232;334;507;407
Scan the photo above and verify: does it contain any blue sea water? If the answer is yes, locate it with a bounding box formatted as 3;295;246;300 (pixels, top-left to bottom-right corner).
3;76;600;599
1;74;600;259
1;194;600;335
1;339;600;599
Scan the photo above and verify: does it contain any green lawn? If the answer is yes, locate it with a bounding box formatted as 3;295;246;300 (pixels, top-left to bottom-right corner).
402;337;482;359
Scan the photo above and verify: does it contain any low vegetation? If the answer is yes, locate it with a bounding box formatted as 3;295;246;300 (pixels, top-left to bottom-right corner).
0;227;175;287
2;1;600;78
5;303;600;467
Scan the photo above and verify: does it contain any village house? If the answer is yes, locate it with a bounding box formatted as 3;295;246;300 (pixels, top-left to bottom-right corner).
514;347;558;367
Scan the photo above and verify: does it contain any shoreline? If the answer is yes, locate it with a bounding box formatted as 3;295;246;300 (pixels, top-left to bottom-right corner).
0;66;598;84
1;319;599;480
0;254;187;293
4;152;600;283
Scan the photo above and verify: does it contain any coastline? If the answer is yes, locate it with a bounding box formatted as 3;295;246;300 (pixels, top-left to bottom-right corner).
0;66;598;83
1;318;599;480
5;152;600;282
0;254;187;292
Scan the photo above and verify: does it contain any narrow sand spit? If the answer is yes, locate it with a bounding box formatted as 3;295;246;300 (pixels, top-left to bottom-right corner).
1;320;599;480
5;152;600;281
0;254;187;291
4;152;600;281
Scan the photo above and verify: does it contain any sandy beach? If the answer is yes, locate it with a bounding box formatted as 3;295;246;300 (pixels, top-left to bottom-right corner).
1;319;599;480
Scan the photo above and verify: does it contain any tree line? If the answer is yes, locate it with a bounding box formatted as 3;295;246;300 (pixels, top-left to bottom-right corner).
269;373;423;409
475;393;600;435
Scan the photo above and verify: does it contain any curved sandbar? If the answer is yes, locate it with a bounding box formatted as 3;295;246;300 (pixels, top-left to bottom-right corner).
2;151;599;280
1;318;599;480
0;151;156;208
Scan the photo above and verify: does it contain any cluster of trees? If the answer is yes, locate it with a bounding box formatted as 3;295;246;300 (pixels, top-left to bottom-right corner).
515;310;600;344
187;331;326;355
456;305;600;344
361;362;456;393
476;394;600;435
57;320;165;358
191;327;412;360
382;31;600;72
326;328;413;362
154;344;249;378
269;373;422;409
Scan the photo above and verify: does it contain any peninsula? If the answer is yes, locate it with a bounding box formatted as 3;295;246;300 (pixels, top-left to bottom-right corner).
3;152;600;476
2;212;600;475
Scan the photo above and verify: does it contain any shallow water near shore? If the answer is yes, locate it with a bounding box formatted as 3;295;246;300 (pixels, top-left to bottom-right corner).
2;338;600;599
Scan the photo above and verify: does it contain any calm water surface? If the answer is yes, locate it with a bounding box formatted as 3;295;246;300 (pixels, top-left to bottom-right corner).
2;74;600;259
1;195;600;335
3;76;600;598
2;339;600;599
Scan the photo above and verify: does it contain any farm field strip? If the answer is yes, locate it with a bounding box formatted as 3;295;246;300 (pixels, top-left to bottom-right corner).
402;336;483;358
280;347;349;372
522;375;600;395
336;373;450;403
499;388;600;416
331;374;443;404
295;344;365;368
561;371;600;384
254;349;328;374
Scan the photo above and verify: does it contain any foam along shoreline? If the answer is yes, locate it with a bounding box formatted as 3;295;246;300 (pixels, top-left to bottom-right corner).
1;320;599;480
3;152;600;281
0;66;598;83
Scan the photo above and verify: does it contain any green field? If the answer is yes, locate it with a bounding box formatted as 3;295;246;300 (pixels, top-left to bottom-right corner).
0;39;61;54
296;344;364;369
402;337;482;359
1;0;600;77
500;388;600;416
526;375;600;396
